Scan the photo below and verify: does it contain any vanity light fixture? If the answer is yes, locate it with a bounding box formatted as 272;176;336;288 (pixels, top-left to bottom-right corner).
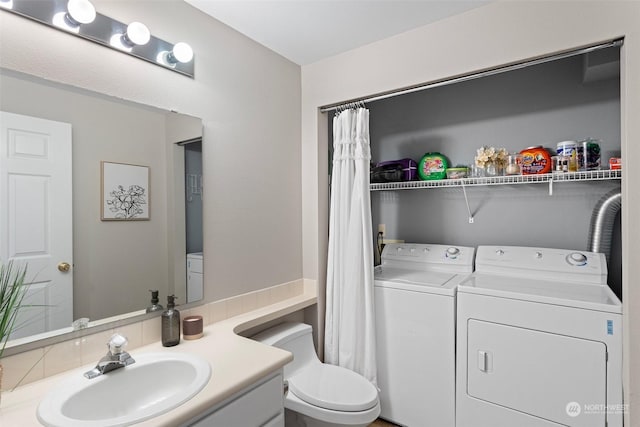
2;0;194;78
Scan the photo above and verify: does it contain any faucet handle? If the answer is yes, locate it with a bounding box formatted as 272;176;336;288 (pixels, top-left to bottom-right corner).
108;333;128;355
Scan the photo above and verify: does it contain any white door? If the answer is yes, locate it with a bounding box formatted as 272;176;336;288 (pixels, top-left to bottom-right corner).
0;111;73;340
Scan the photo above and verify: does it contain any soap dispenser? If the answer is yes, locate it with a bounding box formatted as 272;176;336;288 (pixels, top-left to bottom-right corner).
161;295;180;347
146;290;164;313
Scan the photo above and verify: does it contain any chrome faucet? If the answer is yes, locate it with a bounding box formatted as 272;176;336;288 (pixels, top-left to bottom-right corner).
84;333;135;379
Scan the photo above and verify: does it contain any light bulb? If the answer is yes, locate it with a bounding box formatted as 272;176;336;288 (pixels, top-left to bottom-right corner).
125;22;150;46
52;12;79;33
156;42;194;68
67;0;96;25
171;42;193;63
110;22;150;52
109;33;132;52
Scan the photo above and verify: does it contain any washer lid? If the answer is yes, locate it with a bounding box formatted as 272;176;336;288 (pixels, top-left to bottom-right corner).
459;273;621;313
374;267;464;296
375;267;455;286
288;364;378;412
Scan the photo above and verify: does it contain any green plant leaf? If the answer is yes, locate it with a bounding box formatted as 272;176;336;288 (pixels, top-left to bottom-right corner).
0;261;29;358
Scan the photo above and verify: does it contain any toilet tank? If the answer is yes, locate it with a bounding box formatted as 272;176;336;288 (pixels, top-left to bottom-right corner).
252;322;320;378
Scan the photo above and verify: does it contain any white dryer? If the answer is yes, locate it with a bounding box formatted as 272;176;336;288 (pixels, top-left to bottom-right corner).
374;243;475;427
456;246;623;427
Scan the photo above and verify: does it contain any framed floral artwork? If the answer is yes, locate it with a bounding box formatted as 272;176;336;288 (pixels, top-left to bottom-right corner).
101;161;150;221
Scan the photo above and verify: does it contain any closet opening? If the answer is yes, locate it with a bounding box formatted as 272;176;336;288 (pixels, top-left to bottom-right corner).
326;42;622;299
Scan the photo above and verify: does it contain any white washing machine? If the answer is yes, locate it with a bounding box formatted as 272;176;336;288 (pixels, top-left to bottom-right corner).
374;243;475;427
456;246;623;427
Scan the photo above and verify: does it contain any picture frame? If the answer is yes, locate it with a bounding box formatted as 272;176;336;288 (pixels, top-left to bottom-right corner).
101;161;150;221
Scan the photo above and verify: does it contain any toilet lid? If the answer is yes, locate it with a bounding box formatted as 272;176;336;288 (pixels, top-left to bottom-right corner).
288;364;378;412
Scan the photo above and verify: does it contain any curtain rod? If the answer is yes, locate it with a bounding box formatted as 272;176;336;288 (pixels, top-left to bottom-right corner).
320;38;623;113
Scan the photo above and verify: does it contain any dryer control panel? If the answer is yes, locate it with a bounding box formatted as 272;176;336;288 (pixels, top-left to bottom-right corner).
475;245;607;285
381;243;475;273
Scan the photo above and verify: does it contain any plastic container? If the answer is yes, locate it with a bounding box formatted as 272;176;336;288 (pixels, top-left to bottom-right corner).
556;141;578;172
446;167;468;179
578;138;601;170
372;158;417;182
556;141;578;157
520;146;552;175
418;152;448;180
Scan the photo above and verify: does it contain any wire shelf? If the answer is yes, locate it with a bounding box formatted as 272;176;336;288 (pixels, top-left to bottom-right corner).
370;169;622;191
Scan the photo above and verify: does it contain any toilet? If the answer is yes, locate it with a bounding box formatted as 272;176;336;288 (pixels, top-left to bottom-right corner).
252;322;380;427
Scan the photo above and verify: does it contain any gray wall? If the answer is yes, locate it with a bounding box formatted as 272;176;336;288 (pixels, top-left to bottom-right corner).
0;71;189;321
364;51;622;297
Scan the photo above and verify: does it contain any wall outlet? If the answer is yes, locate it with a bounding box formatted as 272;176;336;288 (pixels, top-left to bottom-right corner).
378;224;386;235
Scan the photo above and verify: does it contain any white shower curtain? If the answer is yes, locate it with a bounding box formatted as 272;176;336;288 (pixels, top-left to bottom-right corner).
324;107;377;386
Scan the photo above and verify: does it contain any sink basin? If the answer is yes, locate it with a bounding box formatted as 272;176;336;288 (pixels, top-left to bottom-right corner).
37;352;211;427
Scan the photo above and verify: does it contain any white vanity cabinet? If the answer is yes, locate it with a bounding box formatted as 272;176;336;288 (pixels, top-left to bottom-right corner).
185;371;284;427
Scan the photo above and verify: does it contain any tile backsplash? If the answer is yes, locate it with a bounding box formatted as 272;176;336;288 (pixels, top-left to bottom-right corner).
0;279;305;392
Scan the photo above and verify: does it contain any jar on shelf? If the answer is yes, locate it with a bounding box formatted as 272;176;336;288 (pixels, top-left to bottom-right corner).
505;153;522;175
484;161;503;176
474;146;508;177
578;138;602;170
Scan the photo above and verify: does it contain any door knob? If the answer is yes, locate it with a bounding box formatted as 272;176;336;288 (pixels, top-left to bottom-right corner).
58;262;71;272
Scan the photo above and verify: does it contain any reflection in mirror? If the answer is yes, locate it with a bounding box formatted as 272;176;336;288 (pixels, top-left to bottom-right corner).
184;141;203;303
0;68;203;350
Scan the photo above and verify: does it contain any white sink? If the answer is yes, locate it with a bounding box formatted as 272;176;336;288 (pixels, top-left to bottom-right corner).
37;352;211;427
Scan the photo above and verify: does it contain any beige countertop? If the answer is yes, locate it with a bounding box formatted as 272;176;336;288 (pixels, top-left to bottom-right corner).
0;290;317;426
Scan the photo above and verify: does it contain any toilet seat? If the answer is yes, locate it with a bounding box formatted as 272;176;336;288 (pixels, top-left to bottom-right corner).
288;364;378;412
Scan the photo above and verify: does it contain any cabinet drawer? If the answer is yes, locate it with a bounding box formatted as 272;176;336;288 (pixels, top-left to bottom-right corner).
187;257;203;273
188;372;283;427
262;412;284;427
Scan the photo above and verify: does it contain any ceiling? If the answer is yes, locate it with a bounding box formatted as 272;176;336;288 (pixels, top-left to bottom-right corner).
185;0;490;65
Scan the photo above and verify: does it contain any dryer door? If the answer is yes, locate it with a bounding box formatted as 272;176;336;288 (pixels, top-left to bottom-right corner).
467;320;607;426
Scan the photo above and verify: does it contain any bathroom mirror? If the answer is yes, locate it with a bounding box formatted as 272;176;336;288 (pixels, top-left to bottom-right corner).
0;68;203;350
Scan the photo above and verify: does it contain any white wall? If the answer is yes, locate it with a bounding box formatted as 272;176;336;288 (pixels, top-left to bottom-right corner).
0;0;303;302
301;1;640;422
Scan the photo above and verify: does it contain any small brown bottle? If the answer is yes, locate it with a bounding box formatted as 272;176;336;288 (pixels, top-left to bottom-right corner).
146;289;164;313
161;295;180;347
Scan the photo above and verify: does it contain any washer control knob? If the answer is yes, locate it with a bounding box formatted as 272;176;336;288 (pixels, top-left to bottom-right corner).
535;251;543;259
495;249;504;256
566;252;588;266
446;247;460;259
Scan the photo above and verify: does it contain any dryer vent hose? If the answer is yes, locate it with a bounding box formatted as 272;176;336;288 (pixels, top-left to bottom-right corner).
588;189;622;264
